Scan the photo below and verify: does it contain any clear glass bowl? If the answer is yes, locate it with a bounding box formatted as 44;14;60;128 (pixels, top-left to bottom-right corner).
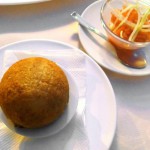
100;0;150;51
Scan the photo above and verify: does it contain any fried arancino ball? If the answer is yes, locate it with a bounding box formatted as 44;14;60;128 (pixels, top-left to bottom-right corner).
0;57;69;128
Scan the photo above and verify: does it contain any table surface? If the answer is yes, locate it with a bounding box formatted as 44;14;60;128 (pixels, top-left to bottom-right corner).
0;0;150;150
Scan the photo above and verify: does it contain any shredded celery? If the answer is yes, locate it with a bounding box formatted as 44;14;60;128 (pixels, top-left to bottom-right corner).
108;4;136;29
128;6;142;41
120;30;124;38
113;8;134;33
129;8;150;41
109;0;150;41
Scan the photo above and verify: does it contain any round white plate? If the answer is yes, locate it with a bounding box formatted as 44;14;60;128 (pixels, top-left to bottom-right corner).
0;0;49;5
0;39;116;149
0;68;79;138
79;0;150;76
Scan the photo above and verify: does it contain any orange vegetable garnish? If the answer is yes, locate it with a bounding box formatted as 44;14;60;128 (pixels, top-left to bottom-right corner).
110;5;150;42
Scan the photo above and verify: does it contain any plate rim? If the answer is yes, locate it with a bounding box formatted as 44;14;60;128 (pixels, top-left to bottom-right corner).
0;39;117;149
0;0;49;5
78;0;150;76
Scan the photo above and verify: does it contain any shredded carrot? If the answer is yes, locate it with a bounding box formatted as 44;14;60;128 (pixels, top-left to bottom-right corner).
110;5;150;42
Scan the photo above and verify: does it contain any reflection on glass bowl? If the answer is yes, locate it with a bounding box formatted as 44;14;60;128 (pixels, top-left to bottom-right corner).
100;0;150;68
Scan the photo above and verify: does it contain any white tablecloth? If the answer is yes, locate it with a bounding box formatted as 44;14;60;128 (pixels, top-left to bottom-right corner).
0;0;150;149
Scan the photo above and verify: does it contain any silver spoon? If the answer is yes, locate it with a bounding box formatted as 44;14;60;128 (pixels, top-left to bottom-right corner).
71;11;147;69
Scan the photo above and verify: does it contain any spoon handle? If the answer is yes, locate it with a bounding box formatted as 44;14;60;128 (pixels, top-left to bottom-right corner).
71;11;107;40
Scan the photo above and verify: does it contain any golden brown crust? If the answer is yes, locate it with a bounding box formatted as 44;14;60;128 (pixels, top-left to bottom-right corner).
0;57;69;128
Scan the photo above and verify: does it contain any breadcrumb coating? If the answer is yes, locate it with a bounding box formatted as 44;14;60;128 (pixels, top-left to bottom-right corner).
0;57;69;128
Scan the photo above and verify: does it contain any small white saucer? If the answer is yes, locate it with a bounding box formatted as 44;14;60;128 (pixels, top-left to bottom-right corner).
79;0;150;76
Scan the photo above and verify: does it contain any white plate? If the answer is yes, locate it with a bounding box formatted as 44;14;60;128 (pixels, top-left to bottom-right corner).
79;0;150;76
0;68;79;138
0;0;49;5
0;39;116;150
